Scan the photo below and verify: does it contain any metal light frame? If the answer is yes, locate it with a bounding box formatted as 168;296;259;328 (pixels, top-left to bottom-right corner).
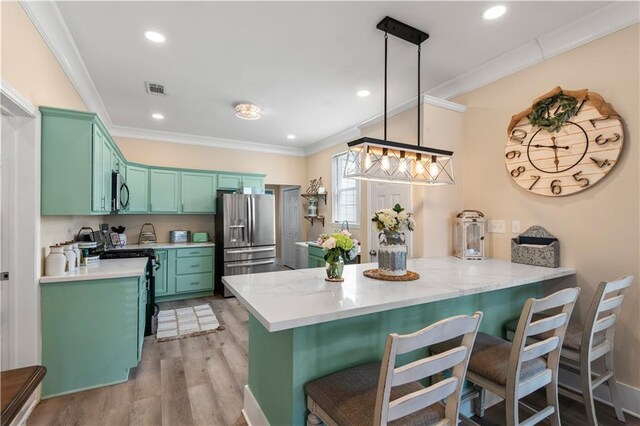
344;16;455;186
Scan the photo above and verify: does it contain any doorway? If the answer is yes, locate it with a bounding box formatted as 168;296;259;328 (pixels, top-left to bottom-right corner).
1;81;41;370
367;181;413;263
281;186;301;268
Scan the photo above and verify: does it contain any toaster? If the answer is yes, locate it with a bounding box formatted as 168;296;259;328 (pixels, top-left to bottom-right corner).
170;230;191;244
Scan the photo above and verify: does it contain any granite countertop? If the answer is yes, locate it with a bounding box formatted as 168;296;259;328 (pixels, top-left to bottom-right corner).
222;256;576;332
40;258;148;284
110;242;215;250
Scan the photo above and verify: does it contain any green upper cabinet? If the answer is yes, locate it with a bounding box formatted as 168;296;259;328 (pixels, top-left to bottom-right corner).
91;125;105;213
181;172;217;213
150;169;179;213
125;165;149;213
102;138;115;213
218;174;243;190
242;175;265;191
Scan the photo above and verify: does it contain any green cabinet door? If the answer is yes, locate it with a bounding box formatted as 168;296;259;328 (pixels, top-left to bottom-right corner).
218;174;243;190
91;125;104;212
181;172;216;213
155;250;168;296
125;165;149;213
243;176;265;191
102;139;114;213
149;169;179;213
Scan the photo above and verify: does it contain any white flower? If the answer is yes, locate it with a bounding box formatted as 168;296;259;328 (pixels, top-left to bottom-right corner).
397;211;408;222
322;237;337;250
341;230;352;237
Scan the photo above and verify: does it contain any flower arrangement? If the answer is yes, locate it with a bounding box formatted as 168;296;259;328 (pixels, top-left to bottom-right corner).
317;230;358;263
372;203;415;233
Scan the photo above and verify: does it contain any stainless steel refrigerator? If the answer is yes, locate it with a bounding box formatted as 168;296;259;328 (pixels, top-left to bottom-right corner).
215;193;276;297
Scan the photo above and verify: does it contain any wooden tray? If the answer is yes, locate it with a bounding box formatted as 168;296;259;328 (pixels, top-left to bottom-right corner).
363;269;420;282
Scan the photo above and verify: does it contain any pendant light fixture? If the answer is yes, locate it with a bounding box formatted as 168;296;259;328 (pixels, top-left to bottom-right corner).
344;17;455;186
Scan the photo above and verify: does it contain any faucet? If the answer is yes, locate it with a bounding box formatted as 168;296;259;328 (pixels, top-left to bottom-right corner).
340;221;350;232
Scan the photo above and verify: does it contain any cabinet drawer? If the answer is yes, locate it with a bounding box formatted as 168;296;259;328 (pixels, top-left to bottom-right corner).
176;273;213;293
176;247;213;258
176;257;213;275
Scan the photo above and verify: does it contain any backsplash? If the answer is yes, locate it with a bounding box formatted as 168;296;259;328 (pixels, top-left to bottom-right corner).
107;214;215;244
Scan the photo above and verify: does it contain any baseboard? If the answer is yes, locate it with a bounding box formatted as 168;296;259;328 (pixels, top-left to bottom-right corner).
559;369;640;419
243;385;270;426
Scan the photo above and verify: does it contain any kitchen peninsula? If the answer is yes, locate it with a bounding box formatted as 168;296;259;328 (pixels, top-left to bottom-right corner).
223;257;576;425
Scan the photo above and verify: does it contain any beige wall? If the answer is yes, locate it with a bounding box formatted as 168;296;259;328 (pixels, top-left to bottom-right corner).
455;24;640;388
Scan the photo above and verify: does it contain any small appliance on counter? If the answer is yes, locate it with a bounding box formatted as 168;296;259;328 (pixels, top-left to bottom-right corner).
75;227;105;263
138;223;157;245
192;232;209;243
170;230;191;244
454;210;486;260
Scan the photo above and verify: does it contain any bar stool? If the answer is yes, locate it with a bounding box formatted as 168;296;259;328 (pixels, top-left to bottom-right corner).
305;312;483;426
504;276;633;424
432;287;580;425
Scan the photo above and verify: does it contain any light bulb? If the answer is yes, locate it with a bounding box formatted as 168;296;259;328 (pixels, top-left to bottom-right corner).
398;159;407;173
381;155;390;170
416;161;425;174
429;156;439;178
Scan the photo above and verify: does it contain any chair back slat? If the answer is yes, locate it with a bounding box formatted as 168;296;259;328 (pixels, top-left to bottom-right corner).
387;377;458;422
521;337;560;363
603;276;633;294
374;312;483;425
527;313;568;337
394;315;481;355
598;294;624;313
391;346;467;387
592;314;616;334
531;288;580;313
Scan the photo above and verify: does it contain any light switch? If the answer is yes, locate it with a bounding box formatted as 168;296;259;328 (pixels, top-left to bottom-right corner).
512;220;521;234
487;220;506;234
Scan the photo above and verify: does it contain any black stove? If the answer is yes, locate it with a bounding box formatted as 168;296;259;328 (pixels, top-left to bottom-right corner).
100;248;158;336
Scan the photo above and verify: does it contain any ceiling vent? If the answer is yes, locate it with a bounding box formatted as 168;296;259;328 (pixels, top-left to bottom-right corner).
145;82;166;96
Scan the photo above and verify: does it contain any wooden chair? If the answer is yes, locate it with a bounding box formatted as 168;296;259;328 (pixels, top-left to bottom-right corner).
305;312;483;426
504;276;633;424
432;287;580;425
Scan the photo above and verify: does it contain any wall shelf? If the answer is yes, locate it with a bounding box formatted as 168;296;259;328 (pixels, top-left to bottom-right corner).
301;193;327;205
304;215;325;226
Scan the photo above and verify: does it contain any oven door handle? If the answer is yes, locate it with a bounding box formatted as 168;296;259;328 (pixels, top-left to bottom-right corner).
227;247;274;255
226;259;275;268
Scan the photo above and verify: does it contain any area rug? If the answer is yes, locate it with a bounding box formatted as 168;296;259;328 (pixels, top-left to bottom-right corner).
156;304;224;342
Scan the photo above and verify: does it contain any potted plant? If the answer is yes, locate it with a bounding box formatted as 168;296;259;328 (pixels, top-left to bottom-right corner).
317;231;358;282
371;204;415;276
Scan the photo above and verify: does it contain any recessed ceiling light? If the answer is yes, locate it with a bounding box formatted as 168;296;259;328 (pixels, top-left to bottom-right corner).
482;5;506;20
151;113;164;120
357;90;371;97
144;30;166;43
287;134;296;140
235;103;261;120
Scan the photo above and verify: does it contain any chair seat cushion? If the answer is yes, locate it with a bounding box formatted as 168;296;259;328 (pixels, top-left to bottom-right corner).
431;333;546;386
504;314;605;351
305;362;445;426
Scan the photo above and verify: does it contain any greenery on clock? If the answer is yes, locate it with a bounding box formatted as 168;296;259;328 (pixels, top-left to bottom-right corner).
528;92;579;133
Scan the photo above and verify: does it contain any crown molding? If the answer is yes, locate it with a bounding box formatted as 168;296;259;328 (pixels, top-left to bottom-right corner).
19;0;113;128
303;127;361;156
1;79;39;118
427;1;639;100
111;125;306;157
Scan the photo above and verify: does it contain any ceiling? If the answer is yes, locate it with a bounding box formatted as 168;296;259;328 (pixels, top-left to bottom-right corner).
56;1;612;150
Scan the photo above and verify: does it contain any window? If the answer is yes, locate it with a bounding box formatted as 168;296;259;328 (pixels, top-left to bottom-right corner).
332;152;360;226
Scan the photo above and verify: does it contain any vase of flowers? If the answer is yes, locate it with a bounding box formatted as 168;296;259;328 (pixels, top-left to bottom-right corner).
317;231;358;282
372;204;415;276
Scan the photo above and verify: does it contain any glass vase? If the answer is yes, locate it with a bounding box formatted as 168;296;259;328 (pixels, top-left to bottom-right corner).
378;230;407;276
325;254;345;282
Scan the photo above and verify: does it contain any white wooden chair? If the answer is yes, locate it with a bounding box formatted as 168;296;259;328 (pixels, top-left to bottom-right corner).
305;312;483;426
432;287;580;426
505;276;633;424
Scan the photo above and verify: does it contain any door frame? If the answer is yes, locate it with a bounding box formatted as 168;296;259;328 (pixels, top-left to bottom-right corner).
1;79;41;369
366;182;413;262
280;186;301;269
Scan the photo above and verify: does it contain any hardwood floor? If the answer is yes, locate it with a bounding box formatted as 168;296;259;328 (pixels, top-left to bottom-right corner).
30;296;638;426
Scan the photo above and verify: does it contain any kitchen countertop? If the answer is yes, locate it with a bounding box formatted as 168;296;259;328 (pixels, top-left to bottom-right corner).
40;258;148;284
295;241;320;247
110;242;215;250
222;256;576;332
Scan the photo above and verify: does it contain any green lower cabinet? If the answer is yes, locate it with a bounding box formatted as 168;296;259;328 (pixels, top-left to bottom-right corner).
155;247;215;302
124;165;149;213
154;250;168;296
149;169;179;213
40;274;146;398
308;245;325;268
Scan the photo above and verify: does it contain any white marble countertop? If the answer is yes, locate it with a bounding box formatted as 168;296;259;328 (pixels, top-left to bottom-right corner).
294;241;320;247
40;258;148;284
223;257;576;332
110;242;215;250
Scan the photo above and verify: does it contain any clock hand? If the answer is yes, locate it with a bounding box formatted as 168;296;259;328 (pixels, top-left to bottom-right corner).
552;136;560;172
532;144;570;150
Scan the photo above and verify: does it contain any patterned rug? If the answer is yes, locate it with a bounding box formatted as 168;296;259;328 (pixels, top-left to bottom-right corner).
156;304;223;342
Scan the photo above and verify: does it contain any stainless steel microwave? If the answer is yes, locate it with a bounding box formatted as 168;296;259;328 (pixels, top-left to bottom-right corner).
111;171;130;213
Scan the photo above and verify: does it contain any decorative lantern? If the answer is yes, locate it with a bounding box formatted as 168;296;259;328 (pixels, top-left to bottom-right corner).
454;210;486;260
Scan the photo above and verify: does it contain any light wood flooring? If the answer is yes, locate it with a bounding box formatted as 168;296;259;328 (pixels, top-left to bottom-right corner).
30;296;638;426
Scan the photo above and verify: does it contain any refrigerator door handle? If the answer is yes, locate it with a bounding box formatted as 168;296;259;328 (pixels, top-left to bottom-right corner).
226;259;275;268
251;196;257;245
246;196;252;245
227;247;275;254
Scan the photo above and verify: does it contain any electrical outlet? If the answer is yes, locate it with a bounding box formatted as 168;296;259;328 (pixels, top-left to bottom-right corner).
487;220;506;234
512;220;521;234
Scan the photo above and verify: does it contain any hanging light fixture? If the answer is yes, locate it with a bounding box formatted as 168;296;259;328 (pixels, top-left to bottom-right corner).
344;17;454;186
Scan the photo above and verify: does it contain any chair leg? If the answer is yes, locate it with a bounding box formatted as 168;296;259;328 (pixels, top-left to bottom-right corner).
472;385;486;418
307;412;323;426
580;360;598;426
605;351;626;422
546;379;561;426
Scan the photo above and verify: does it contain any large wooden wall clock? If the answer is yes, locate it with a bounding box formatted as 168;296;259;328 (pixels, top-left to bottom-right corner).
505;87;623;196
